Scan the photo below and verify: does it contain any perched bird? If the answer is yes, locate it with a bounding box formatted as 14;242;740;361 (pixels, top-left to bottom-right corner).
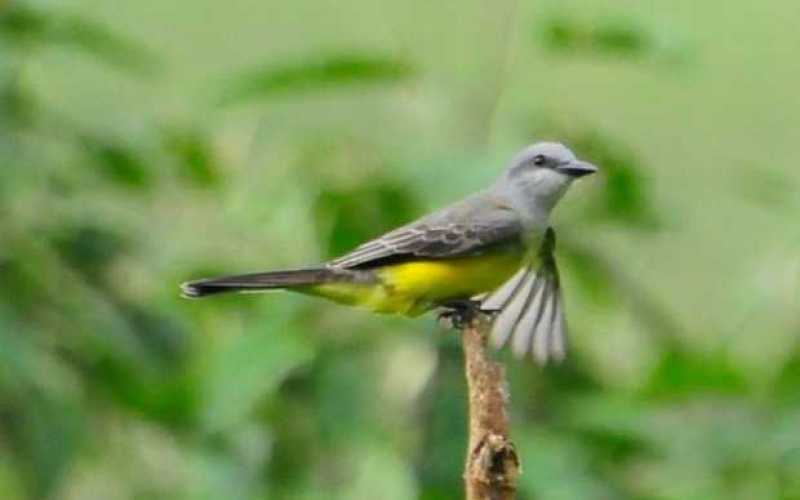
182;142;597;363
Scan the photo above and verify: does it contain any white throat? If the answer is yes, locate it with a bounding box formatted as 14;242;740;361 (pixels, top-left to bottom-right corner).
497;171;573;230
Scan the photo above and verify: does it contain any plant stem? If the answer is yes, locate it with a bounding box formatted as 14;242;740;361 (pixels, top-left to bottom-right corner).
462;317;520;500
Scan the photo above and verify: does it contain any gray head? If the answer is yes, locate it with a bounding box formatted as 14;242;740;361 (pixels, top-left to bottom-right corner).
496;142;598;222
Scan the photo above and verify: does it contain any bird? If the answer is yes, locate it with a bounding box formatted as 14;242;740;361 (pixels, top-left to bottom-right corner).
181;142;598;364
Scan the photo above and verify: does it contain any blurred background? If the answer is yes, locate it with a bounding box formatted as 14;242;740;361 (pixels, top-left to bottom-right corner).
1;0;799;498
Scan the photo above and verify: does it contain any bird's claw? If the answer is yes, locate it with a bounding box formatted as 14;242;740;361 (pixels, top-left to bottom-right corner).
437;300;483;330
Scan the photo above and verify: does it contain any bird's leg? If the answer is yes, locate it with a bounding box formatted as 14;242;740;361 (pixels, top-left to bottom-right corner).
437;299;483;330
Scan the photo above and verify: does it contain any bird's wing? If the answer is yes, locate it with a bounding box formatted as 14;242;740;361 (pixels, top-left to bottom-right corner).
329;194;523;269
481;228;568;364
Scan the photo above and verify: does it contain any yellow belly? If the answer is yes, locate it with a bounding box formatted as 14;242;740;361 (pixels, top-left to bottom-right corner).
304;250;524;316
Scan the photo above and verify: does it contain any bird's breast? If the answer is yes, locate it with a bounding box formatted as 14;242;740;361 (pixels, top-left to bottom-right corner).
376;249;525;315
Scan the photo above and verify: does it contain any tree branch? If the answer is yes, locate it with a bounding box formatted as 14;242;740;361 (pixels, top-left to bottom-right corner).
462;316;520;500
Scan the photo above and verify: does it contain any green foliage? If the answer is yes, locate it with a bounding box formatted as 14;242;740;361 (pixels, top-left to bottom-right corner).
0;3;157;73
542;16;652;57
162;127;222;188
314;181;419;258
49;223;128;282
538;14;691;64
221;53;413;104
80;136;153;189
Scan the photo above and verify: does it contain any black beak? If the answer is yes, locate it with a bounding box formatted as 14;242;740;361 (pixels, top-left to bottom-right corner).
557;160;598;178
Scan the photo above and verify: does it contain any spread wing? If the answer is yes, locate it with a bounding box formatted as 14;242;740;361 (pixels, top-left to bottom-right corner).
480;228;568;365
329;194;522;269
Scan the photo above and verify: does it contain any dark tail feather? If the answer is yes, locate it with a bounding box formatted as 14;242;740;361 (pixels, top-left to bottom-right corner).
181;268;334;298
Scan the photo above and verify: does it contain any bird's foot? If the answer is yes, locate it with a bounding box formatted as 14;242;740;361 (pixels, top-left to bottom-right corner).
437;299;483;330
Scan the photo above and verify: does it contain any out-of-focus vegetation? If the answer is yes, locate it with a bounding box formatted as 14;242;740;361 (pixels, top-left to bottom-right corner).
1;1;799;499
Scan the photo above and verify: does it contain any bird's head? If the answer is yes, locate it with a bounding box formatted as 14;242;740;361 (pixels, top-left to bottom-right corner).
499;142;598;219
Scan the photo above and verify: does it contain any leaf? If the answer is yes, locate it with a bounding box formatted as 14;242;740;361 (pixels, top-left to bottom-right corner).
0;3;48;42
773;347;800;405
539;15;691;64
52;14;158;74
162;127;221;188
221;53;413;104
0;77;37;130
593;19;651;56
49;223;128;283
540;16;651;56
80;136;152;189
0;4;158;74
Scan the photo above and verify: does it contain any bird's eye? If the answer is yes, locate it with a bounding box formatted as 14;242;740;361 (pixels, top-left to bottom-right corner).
532;154;546;166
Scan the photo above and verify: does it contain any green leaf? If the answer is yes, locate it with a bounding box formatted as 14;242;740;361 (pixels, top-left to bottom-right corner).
49;223;128;283
541;16;650;56
80;136;152;189
0;3;48;42
0;4;158;74
0;77;37;130
162;127;221;188
221;54;413;104
538;15;691;64
772;348;800;405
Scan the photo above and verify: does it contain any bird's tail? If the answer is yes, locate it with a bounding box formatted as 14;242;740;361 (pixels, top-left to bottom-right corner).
181;268;336;298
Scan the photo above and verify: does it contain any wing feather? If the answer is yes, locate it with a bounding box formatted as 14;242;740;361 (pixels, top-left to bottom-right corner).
512;277;548;358
330;195;522;269
489;271;538;350
482;227;570;364
480;266;529;312
532;282;557;364
550;293;568;362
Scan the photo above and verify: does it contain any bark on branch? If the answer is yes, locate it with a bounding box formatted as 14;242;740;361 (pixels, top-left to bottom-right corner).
462;317;520;500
